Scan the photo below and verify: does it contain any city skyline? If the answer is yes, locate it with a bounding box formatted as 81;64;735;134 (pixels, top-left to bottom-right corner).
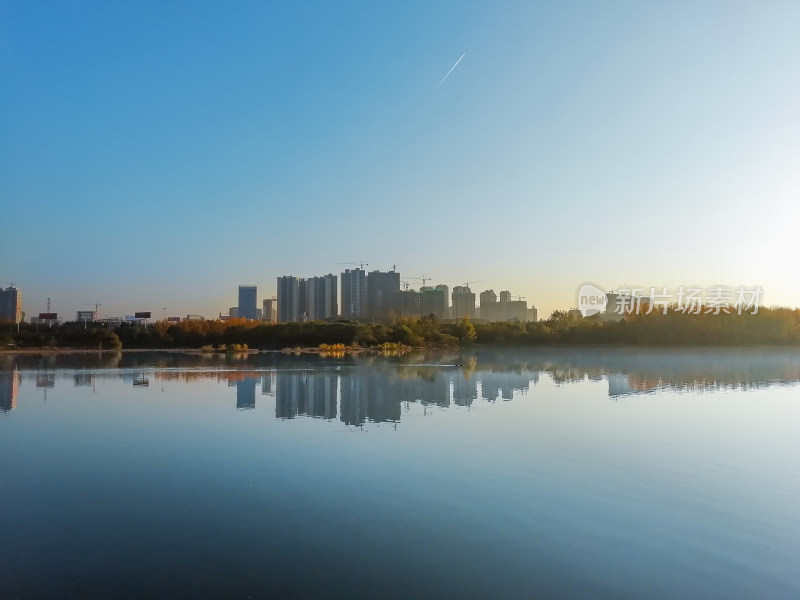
2;2;799;319
0;270;791;324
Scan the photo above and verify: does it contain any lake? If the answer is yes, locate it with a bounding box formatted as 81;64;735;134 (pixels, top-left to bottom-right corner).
1;348;799;599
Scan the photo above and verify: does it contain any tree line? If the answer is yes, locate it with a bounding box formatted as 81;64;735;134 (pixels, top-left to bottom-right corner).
2;307;799;350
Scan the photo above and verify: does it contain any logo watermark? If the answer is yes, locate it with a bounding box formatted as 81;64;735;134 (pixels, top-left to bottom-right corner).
577;283;608;317
577;284;764;317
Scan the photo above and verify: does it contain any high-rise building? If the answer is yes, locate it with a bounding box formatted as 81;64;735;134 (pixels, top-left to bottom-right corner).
503;300;529;322
312;274;338;321
479;289;498;320
238;285;258;320
296;274;339;321
277;276;300;322
391;290;421;318
341;268;367;319
478;289;533;322
0;286;22;324
298;279;313;321
262;298;277;323
419;285;449;320
451;286;476;320
367;270;400;320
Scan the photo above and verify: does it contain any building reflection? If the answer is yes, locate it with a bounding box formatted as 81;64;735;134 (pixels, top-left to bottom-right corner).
236;378;257;410
275;372;338;420
5;347;800;423
339;373;366;426
36;373;55;388
0;368;20;412
74;373;95;387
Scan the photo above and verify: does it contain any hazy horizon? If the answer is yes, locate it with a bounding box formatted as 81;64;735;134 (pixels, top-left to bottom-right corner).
2;1;799;319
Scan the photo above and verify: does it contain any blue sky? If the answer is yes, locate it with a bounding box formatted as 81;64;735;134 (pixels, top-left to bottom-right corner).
2;0;798;319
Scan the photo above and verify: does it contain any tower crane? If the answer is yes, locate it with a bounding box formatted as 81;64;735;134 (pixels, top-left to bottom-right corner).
404;276;430;287
335;261;369;270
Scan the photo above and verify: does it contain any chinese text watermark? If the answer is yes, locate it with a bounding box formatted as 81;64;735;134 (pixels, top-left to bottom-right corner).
577;284;764;317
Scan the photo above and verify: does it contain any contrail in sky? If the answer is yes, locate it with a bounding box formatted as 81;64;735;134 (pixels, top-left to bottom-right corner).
435;52;466;90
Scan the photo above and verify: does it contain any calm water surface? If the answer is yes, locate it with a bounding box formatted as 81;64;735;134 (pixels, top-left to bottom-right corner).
1;348;799;599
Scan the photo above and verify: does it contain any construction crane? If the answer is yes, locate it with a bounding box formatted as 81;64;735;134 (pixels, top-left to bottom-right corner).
335;261;369;270
462;280;483;289
405;276;432;288
0;282;16;288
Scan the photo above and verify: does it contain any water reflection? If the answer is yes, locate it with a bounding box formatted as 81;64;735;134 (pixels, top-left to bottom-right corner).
2;349;798;600
73;373;94;387
235;378;256;410
0;367;19;412
2;348;799;422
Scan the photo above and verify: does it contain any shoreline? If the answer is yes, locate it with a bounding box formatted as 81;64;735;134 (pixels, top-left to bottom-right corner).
3;343;800;356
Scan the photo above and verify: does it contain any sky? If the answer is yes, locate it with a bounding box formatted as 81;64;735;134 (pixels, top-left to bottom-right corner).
1;0;799;319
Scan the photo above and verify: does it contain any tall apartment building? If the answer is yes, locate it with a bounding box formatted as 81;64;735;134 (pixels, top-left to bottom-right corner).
277;276;300;323
297;275;338;321
419;285;449;320
238;285;258;320
311;274;338;321
262;298;277;323
479;289;498;320
479;289;532;322
0;286;22;324
298;279;313;321
341;268;367;319
367;270;400;320
279;275;338;322
451;286;476;320
392;290;421;318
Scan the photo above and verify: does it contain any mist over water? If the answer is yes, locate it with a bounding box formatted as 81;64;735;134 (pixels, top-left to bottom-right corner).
1;349;799;598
